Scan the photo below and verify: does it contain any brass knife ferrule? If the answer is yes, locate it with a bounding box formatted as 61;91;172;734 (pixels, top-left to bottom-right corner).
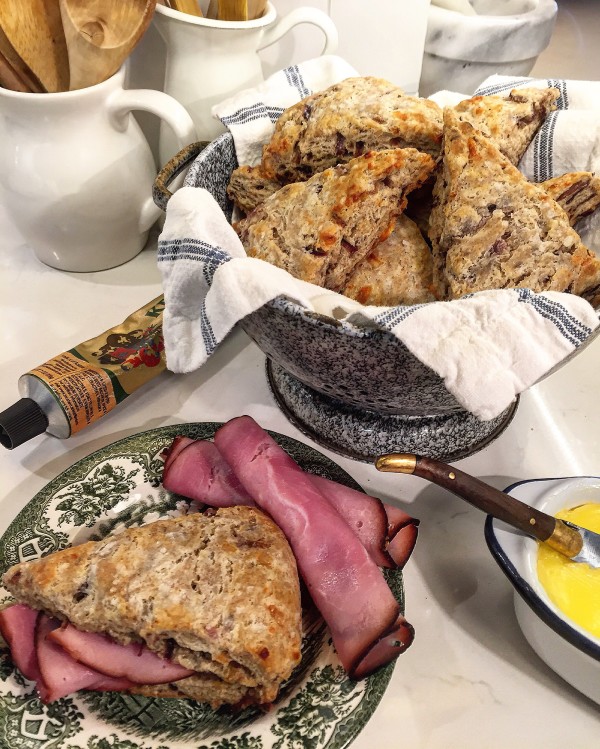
375;453;417;474
545;519;584;558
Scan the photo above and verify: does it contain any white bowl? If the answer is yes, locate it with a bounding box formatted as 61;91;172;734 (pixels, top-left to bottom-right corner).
419;0;558;97
486;476;600;704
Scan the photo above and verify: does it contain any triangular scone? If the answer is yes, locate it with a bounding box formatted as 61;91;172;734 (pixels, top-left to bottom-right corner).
236;148;435;292
2;507;302;708
341;215;436;306
226;164;281;215
429;109;600;306
259;76;443;183
541;171;600;226
454;87;559;165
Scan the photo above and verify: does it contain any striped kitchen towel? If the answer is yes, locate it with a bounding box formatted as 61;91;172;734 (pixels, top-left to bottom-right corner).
158;63;600;421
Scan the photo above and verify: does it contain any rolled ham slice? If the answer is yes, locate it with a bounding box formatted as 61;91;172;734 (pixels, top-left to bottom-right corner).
162;435;195;473
49;623;194;684
162;437;419;570
214;415;414;680
162;439;254;507
0;604;42;681
35;614;133;703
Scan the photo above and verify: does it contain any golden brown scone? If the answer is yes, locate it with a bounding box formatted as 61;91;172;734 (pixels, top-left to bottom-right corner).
429;109;600;306
341;215;436;306
226;164;281;215
236;148;435;292
3;507;302;708
541;172;600;226
259;76;443;183
454;87;559;165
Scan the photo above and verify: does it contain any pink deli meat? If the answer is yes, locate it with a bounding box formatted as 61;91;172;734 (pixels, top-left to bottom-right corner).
35;614;133;702
214;416;414;679
162;439;254;506
49;623;194;684
0;603;42;681
162;437;419;569
1;604;193;703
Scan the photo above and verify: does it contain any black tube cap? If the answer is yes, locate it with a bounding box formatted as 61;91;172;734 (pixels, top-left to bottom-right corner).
0;398;49;449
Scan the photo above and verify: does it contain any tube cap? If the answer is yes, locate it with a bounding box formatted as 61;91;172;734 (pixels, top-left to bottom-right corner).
0;398;49;449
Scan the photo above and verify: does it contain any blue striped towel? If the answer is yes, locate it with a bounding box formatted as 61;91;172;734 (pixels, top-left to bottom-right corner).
158;64;600;421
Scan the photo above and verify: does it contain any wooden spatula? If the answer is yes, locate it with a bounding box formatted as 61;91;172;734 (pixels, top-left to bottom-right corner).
0;0;69;92
59;0;158;91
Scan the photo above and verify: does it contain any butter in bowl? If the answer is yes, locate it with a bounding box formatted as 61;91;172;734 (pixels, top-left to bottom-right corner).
485;476;600;705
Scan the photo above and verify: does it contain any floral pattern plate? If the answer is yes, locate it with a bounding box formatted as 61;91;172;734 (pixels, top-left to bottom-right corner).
0;423;405;749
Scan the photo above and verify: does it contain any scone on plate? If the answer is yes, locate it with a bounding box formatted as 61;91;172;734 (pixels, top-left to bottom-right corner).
454;87;560;165
341;215;436;306
429;108;600;306
235;148;435;292
2;506;302;708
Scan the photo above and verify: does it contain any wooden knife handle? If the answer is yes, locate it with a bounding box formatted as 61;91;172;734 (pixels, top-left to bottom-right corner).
376;453;557;542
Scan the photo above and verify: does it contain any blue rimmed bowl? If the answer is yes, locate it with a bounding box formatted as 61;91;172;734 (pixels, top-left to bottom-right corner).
485;476;600;704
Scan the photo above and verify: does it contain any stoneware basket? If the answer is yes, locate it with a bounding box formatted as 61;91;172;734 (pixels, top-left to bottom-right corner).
153;135;597;462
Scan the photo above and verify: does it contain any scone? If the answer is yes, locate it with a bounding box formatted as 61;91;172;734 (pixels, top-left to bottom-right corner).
227;76;443;214
454;87;560;165
236;148;436;291
341;215;436;306
540;171;600;226
226;165;281;215
2;506;302;708
429;108;600;306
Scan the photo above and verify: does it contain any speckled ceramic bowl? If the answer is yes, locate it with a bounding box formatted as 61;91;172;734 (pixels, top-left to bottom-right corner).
154;133;593;462
486;477;600;705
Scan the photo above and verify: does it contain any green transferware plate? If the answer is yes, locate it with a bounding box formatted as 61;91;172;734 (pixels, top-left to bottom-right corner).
0;423;405;749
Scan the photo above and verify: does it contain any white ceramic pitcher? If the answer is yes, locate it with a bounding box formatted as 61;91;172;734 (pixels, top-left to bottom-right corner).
153;1;338;162
0;67;196;273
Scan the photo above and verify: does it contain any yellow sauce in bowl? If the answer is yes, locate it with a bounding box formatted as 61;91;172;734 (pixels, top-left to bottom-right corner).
537;503;600;639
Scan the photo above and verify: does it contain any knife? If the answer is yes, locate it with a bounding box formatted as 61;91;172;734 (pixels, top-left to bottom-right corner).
376;453;600;568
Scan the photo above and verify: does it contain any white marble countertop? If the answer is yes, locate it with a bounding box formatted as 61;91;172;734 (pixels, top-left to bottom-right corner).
1;1;600;746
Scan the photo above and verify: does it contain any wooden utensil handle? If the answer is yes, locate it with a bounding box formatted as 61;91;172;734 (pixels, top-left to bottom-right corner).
376;453;557;541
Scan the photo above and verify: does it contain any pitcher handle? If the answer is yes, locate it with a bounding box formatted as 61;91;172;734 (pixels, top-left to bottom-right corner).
107;88;197;231
152;141;210;212
258;7;338;55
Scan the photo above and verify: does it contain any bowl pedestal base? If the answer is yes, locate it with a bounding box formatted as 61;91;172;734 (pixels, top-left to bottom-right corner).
266;360;518;463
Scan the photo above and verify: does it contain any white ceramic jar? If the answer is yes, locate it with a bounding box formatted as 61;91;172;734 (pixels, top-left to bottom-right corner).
0;67;196;273
153;1;338;160
420;0;558;96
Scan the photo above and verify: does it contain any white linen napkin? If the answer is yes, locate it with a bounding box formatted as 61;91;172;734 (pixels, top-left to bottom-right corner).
158;62;600;422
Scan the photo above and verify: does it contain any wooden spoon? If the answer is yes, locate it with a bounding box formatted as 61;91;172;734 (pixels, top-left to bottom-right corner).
0;50;31;92
59;0;158;91
0;25;46;92
0;0;69;92
169;0;204;16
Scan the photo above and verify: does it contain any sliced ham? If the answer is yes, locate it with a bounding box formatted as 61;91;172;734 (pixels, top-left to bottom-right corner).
0;604;42;681
35;614;133;703
162;435;195;473
214;415;414;680
161;436;419;570
309;475;394;568
49;623;194;684
162;439;254;507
